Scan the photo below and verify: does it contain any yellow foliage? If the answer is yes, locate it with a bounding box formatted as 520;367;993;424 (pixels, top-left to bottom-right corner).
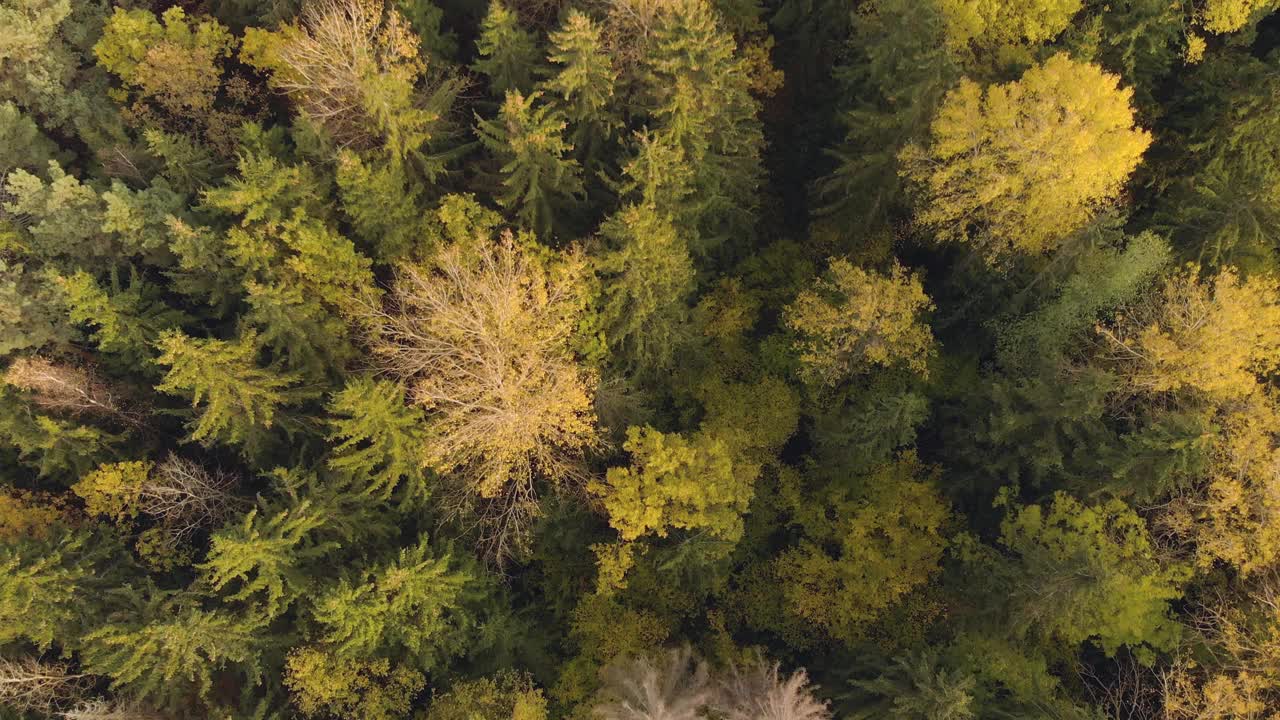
902;54;1151;258
376;233;598;500
72;460;151;523
936;0;1083;47
786;259;934;385
590;426;749;543
1101;266;1280;402
1199;0;1280;34
0;489;63;541
284;647;424;720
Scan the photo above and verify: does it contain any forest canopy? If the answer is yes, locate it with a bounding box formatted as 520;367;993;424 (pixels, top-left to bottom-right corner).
5;0;1280;719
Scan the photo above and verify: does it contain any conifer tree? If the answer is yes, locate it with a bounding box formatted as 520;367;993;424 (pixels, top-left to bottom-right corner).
543;10;618;168
594;203;695;373
154;329;304;447
0;530;113;650
475;90;584;239
80;592;264;708
311;536;475;667
472;1;539;97
640;0;765;249
199;502;333;618
326;376;429;505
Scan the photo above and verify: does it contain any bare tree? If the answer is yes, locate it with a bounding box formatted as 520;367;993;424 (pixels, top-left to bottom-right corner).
137;453;244;545
371;232;599;562
594;648;714;720
2;356;143;426
715;656;830;720
60;698;165;720
0;656;91;714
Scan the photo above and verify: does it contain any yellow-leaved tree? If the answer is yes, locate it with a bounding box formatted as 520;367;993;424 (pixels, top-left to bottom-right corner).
372;227;599;561
901;54;1151;259
1100;265;1280;575
785;259;935;386
936;0;1083;48
1098;266;1280;403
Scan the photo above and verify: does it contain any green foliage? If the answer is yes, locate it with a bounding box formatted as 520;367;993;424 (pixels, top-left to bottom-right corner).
311;536;476;667
325;376;429;506
475;90;584;239
154;329;304;447
543;10;618;168
200;502;333;618
594;204;695;373
640;0;765;249
997;491;1187;659
473;2;539;97
56;268;188;367
0;529;112;649
81;592;264;708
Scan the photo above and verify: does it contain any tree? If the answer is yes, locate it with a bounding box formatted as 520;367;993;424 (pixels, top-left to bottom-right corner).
154;329;303;447
716;658;830;720
0;656;90;715
310;536;475;667
55;269;188;369
594;203;695;373
1097;265;1280;402
901;54;1151;259
0;530;114;650
475;90;584;239
590;426;750;544
371;231;598;560
472;1;538;97
785;259;934;386
638;0;764;249
72;460;150;524
241;0;460;159
543;10;618;167
594;648;713;720
423;671;548;720
934;0;1083;48
3;356;141;424
998;492;1186;660
199;502;332;618
284;646;424;720
773;456;950;643
325;375;429;506
852;653;976;720
80;593;263;708
137;453;242;547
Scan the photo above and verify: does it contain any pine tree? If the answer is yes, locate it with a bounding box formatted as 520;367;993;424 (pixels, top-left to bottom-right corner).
335;150;427;263
594;203;695;373
199;501;333;618
472;1;539;97
326;376;429;506
55;269;189;369
311;536;475;667
80;592;264;708
543;10;618;169
0;530;113;650
640;0;764;250
475;90;584;239
153;329;304;447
